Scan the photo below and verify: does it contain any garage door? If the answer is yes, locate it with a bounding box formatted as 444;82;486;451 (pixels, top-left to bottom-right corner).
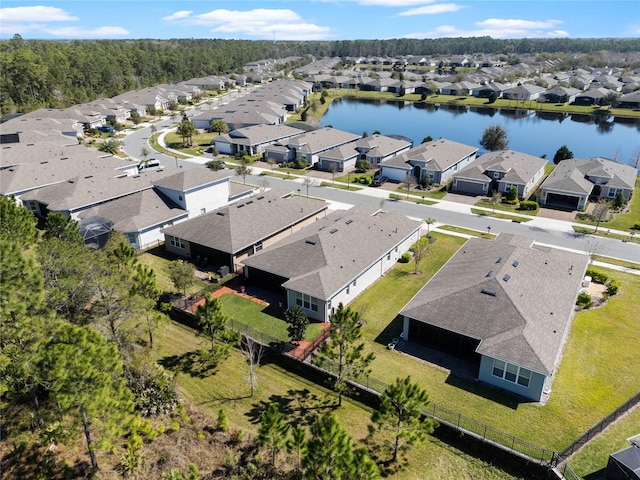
454;180;486;195
545;193;580;210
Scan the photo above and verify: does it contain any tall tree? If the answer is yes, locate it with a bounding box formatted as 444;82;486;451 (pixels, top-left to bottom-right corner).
285;305;309;345
240;335;265;397
479;124;509;151
303;414;378;480
168;259;194;297
176;114;197;147
209;119;229;134
258;403;290;467
0;195;37;247
317;303;375;407
40;321;135;472
195;297;240;360
370;376;437;463
409;237;430;275
235;159;253;185
424;217;436;238
43;212;83;243
553;144;574;164
401;174;417;199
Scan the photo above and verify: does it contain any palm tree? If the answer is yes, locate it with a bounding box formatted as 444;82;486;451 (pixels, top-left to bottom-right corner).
425;217;436;238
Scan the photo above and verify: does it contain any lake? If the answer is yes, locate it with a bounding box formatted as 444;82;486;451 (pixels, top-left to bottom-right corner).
320;98;640;164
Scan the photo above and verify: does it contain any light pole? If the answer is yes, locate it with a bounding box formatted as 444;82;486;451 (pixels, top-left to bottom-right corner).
174;156;178;168
486;225;491;236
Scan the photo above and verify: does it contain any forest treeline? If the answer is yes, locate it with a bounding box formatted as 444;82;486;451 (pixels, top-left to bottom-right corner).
2;35;640;115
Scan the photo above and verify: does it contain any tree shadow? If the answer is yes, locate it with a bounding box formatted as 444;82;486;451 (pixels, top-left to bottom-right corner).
245;388;335;428
158;350;220;378
583;467;607;480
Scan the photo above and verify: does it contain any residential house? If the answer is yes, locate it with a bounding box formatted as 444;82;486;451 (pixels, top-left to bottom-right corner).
354;134;413;166
605;434;640;480
619;90;640;109
379;138;478;185
317;144;360;172
574;87;616;106
539;157;636;210
401;233;589;402
452;150;547;198
242;206;422;322
544;87;581;103
77;188;189;250
502;84;546;101
470;83;510;98
152;168;253;219
112;88;170;113
192;99;287;130
214;124;305;156
162;190;328;272
263;127;360;166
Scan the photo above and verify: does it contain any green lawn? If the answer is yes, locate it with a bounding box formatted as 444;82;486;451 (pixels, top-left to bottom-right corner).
568;407;640;478
471;208;534;222
473;200;539;216
437;225;496;239
575;176;640;232
138;248;207;296
152;320;542;479
217;293;325;342
319;181;364;192
163;130;219;156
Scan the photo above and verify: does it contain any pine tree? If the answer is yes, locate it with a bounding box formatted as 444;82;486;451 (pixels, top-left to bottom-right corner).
285;305;309;344
317;303;375;407
371;376;437;463
0;195;37;247
258;403;290;466
196;297;240;359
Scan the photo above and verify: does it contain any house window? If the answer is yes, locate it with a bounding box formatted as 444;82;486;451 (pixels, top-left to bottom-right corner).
169;236;185;249
178;195;183;201
126;232;137;245
26;201;38;212
387;253;391;261
352;280;357;287
200;208;206;214
492;359;531;388
608;188;621;198
346;286;350;295
295;292;318;312
493;172;500;179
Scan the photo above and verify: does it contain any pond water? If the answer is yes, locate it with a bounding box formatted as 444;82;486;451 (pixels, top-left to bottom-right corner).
320;97;640;164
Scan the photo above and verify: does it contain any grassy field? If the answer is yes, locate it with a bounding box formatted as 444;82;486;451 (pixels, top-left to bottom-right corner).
138;247;208;296
153;318;543;479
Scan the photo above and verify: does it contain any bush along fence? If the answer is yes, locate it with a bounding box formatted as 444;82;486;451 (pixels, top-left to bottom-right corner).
168;299;639;479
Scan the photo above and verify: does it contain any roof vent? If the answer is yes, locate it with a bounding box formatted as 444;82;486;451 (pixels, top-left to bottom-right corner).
345;219;353;225
330;228;338;234
305;239;316;245
217;211;225;216
486;270;493;277
512;260;519;267
496;257;503;263
237;204;245;208
503;274;510;282
246;200;253;205
481;288;497;296
257;195;265;200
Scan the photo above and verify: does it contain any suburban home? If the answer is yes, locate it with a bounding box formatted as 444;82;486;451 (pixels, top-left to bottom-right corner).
470;82;510;98
263;127;360;166
619;90;640;109
538;157;636;210
353;134;413;166
452;150;547;198
379;138;478;185
77;188;189;250
316;144;360;172
502;84;546;101
192;99;287;130
400;233;589;402
574;87;616;106
242;206;422;322
112;88;170;112
544;86;581;103
162;190;328;273
214;124;304;156
152;168;253;219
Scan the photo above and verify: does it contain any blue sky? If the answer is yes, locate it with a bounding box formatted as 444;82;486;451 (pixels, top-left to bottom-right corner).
0;1;638;41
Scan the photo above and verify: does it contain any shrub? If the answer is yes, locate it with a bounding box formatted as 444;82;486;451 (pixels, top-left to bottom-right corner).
399;253;411;263
586;268;608;284
576;292;593;309
607;279;620;296
293;157;309;169
519;200;538;211
217;409;230;432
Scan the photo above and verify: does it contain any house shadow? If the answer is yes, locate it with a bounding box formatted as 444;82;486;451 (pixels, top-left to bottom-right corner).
583;467;606;480
245;388;335;428
444;373;524;410
374;314;404;346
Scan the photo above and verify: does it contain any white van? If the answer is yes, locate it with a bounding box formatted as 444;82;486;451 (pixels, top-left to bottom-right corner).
138;158;162;173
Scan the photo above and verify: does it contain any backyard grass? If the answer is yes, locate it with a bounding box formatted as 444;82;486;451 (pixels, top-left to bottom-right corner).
217;293;325;342
152;319;542;479
568;406;640;478
138;247;207;296
471;208;534;222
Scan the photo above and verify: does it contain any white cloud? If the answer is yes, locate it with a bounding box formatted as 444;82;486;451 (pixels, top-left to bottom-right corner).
44;26;130;38
0;6;78;23
163;8;332;40
399;3;465;16
161;11;193;22
404;17;568;39
357;0;436;5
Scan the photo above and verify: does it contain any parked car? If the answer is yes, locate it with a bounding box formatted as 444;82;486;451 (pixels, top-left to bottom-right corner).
371;175;388;187
138;158;162;173
97;125;115;133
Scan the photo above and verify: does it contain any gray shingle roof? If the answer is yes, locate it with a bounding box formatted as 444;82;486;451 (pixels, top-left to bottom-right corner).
284;127;360;154
161;190;327;254
401;234;588;375
242;207;422;300
152;168;233;192
77;189;186;232
541;157;636;194
381;138;477;171
456;150;547;185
